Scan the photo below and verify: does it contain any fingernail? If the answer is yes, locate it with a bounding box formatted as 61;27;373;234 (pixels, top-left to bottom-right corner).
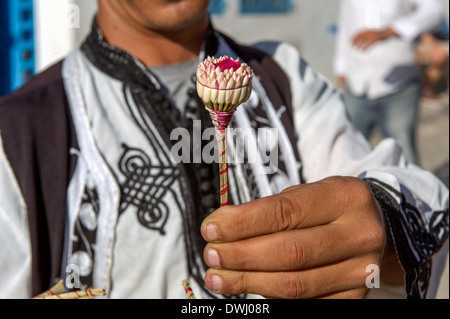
211;275;223;293
206;223;218;242
207;249;220;268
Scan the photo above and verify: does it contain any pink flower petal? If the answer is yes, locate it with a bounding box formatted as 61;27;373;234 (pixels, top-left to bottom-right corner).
214;57;241;72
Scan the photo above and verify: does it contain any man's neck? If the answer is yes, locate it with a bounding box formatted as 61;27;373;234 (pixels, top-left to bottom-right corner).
97;6;208;67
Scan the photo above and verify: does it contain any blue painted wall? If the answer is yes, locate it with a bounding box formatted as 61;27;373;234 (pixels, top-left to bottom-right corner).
0;0;35;96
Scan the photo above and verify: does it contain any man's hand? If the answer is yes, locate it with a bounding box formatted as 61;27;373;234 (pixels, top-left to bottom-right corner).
201;177;403;299
352;27;399;51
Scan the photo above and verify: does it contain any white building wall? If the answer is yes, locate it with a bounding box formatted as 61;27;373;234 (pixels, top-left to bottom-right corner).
33;0;96;71
212;0;340;81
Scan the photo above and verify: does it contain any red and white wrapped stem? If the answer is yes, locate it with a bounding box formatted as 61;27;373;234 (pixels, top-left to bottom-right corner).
197;56;253;207
207;109;235;206
182;280;197;299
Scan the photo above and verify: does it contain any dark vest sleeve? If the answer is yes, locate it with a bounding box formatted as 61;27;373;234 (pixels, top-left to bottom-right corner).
0;61;78;296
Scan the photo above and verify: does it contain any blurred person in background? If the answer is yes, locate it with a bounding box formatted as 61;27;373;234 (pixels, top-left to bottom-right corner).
334;0;443;165
0;0;448;300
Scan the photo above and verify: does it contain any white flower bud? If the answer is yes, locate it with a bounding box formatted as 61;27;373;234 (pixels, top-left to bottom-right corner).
196;56;254;112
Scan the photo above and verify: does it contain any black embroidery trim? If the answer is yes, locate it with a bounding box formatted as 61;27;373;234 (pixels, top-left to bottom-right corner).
119;144;181;234
122;82;219;297
364;178;449;299
70;185;100;287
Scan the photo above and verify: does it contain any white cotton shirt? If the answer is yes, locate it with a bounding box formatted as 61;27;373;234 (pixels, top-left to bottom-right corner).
1;32;448;300
334;0;443;99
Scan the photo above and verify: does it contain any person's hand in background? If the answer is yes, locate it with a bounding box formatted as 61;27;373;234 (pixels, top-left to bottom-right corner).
352;27;400;51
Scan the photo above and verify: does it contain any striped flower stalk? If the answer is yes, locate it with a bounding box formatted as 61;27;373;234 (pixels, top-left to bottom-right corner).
197;56;253;206
182;280;196;299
